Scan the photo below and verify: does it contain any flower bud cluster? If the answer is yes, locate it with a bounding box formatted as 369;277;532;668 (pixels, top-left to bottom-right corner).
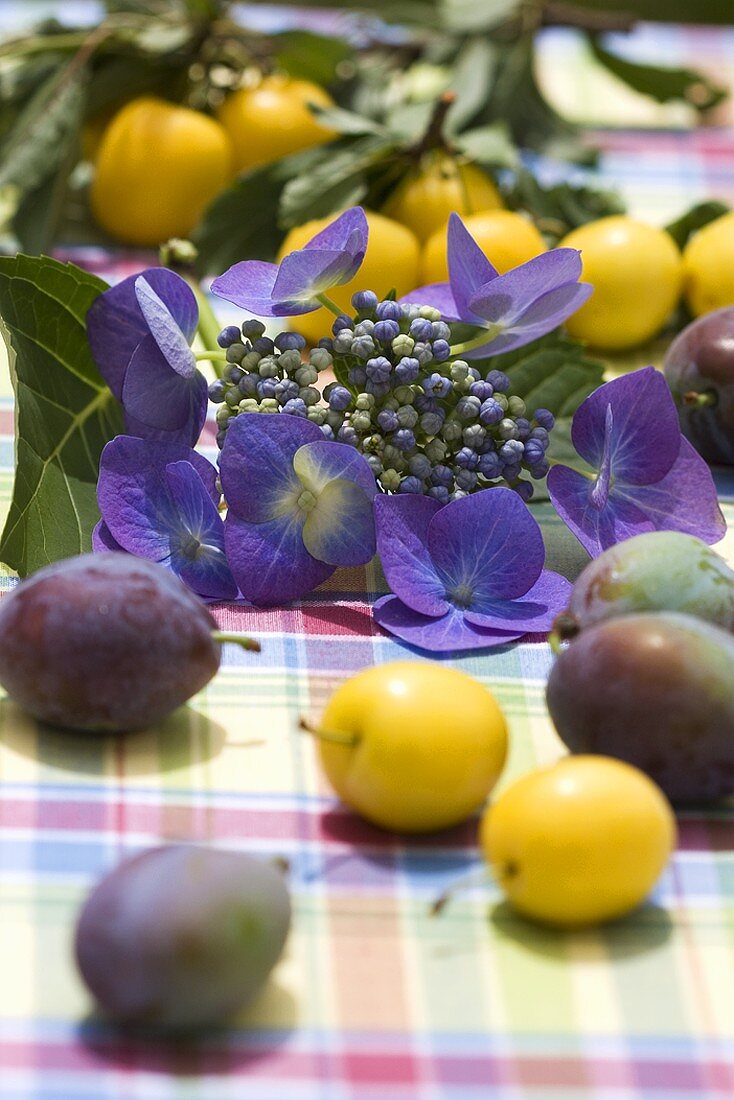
207;296;555;502
208;320;335;448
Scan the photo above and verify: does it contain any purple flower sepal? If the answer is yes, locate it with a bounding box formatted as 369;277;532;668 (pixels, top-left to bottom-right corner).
547;367;726;558
220;413;377;605
373;488;571;652
401;213;592;358
212;207;369;318
87;268;208;447
95;435;237;600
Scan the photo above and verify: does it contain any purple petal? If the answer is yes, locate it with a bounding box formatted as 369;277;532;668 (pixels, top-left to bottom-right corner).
273;249;354;307
134;277;196;377
121;335;207;443
164;461;237;600
224;512;333;606
87;268;197;399
468;283;593;357
571;368;680;483
447;212;499;323
427;488;545;602
302;479;376;566
374;494;448;617
293;440;377;500
399;283;461;322
465;570;572;631
219;413;321;522
211;260;301;318
618;437;726;545
547;464;654;557
373;596;522;653
305;207;368;269
92;520;125;553
468;249;583;324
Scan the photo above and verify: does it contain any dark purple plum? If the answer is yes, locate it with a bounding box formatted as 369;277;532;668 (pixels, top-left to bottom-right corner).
664;306;734;464
546;612;734;803
552;531;734;642
75;845;291;1030
0;553;221;732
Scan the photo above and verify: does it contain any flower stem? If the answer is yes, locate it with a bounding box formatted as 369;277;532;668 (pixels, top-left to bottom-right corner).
448;328;499;358
195;350;228;362
193;285;226;378
211;631;261;653
316;292;345;319
298;716;359;747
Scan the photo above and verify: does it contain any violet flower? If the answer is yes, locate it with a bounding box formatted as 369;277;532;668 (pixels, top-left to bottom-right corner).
95;435;237;600
87;268;208;447
212;207;369;318
547;367;726;557
402;213;592;358
373;488;571;652
220;413;377;605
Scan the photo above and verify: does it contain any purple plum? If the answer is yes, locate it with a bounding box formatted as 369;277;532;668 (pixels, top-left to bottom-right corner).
664;306;734;464
75;845;291;1029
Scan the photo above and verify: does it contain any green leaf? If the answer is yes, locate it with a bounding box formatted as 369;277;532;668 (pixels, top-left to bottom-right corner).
310;103;386;137
589;36;728;112
505;167;624;242
665;199;730;249
0;61;86;198
10;133;78;254
274;30;353;87
440;0;521;32
455;123;519;168
279;135;396;230
478;332;605;417
445;39;497;134
192;146;327;274
0;255;123;577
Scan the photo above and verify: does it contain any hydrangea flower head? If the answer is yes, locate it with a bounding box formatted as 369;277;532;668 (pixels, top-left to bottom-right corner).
402;213;593;358
87;268;207;447
373;488;571;652
95;436;236;599
547;367;726;557
220;413;377;605
212;207;369;317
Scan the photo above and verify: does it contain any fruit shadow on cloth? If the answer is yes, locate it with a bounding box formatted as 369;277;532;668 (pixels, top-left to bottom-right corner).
76;978;297;1076
0;698;227;777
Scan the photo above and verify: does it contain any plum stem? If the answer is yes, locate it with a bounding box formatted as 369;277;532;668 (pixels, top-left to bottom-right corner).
211;631;261;653
682;389;718;409
549;611;579;654
430;864;493;916
298;716;359;746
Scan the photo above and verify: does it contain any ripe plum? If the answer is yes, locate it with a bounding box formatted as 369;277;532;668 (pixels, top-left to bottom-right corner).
75;845;291;1029
0;553;222;732
664;306;734;464
546;612;734;802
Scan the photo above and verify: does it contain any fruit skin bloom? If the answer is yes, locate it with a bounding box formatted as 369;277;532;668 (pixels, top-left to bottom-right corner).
373;488;571;652
212;207;368;317
87;268;208;447
547;367;726;558
219;414;377;605
402;213;593;358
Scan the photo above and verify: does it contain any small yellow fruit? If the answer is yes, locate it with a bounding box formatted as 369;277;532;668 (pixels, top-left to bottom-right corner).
683;211;734;317
316;662;508;833
480;755;676;928
217;76;337;173
560;216;683;350
382;152;502;242
91;97;233;247
278;210;421;346
421;210;546;284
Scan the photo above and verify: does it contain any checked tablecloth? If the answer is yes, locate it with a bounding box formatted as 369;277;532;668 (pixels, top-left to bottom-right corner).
2;11;734;1100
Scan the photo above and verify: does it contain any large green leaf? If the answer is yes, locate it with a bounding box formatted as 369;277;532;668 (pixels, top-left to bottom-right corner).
479;332;606;416
590;37;727;112
0;255;122;577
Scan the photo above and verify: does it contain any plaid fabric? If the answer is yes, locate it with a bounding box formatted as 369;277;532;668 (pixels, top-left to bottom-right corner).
2;12;734;1100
